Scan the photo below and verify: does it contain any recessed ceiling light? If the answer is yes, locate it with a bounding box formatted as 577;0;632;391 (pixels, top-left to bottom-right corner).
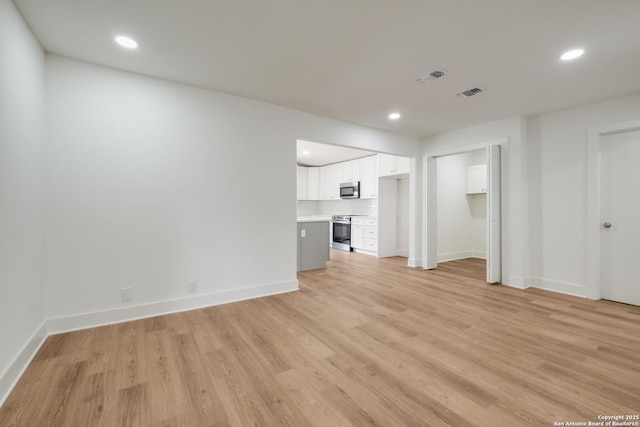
560;49;584;61
115;36;138;49
302;150;310;155
388;112;401;120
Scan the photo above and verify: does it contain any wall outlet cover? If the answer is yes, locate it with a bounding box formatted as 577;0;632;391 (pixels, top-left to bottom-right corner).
188;280;198;293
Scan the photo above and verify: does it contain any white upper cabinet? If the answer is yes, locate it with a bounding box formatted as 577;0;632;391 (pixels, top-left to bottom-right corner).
359;155;378;199
318;164;340;200
467;164;487;194
340;159;360;183
307;167;319;200
297;166;308;200
317;167;326;200
326;163;341;199
396;156;410;174
298;154;409;201
378;154;410;177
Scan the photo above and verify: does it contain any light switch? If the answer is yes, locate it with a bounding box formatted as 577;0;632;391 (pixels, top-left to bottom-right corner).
301;229;306;237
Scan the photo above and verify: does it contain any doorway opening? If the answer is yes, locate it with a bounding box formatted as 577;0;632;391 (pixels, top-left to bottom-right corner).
424;143;503;284
435;149;488;277
296;139;412;262
437;149;487;263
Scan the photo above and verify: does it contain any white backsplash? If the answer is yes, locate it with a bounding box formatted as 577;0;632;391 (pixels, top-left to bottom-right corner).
298;198;378;217
297;200;319;216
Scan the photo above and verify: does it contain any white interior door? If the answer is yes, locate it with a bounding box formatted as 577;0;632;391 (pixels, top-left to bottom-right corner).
486;145;501;283
601;130;640;306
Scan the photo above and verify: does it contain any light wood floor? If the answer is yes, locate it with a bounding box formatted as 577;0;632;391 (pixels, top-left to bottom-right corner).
1;251;639;426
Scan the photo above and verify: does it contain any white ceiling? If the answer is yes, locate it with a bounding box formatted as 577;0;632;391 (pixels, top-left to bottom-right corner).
14;0;640;138
297;140;375;167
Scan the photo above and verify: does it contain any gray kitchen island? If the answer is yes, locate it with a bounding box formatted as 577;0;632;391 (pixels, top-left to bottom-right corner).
296;218;330;271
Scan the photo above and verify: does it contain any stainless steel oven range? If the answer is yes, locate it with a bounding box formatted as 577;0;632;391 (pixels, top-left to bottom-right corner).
331;215;353;251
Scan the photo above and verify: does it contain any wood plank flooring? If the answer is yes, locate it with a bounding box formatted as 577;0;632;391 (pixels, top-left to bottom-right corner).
1;250;639;426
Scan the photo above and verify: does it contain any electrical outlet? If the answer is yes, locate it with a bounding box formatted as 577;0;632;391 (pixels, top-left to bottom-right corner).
188;280;198;293
121;287;132;302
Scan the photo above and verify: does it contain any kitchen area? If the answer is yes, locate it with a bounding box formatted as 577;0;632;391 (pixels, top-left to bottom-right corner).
296;140;410;271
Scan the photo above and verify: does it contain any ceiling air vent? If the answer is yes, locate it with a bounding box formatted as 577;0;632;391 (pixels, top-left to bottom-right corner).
454;87;485;98
414;69;447;84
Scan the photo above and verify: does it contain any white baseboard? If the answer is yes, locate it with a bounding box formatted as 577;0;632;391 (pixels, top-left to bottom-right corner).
504;276;527;289
471;250;486;259
353;248;377;257
528;277;586;298
0;321;48;407
407;258;422;268
437;251;473;263
438;251;486;263
47;279;299;334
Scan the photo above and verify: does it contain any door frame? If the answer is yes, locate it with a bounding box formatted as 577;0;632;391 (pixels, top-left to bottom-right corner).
423;138;507;282
586;118;640;300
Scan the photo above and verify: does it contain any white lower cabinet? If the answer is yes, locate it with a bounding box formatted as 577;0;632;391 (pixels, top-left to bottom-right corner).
363;239;378;252
363;218;378;253
351;220;363;249
350;217;377;255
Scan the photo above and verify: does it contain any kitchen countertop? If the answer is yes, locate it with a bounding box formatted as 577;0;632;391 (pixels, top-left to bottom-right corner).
297;215;377;222
297;215;332;222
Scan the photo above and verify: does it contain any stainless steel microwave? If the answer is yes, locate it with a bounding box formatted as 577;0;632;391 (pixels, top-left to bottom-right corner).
340;182;360;199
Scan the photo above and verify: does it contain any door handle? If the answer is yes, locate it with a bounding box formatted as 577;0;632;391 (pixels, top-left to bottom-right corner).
602;222;612;229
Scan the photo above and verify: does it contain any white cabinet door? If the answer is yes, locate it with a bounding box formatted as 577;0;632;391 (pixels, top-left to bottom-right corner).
307;167;319;200
318;167;327;200
319;165;341;200
325;164;341;200
359;155;378;199
363;218;378;253
467;164;487;194
379;154;410;177
351;223;363;249
297;166;308;200
396;156;410;174
379;154;397;176
341;159;360;183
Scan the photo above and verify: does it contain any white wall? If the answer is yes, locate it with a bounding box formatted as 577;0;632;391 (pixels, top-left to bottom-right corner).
424;94;640;297
437;153;473;260
436;150;486;262
378;177;398;257
527;92;640;296
0;0;47;403
423;116;527;287
44;55;420;330
396;178;410;256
